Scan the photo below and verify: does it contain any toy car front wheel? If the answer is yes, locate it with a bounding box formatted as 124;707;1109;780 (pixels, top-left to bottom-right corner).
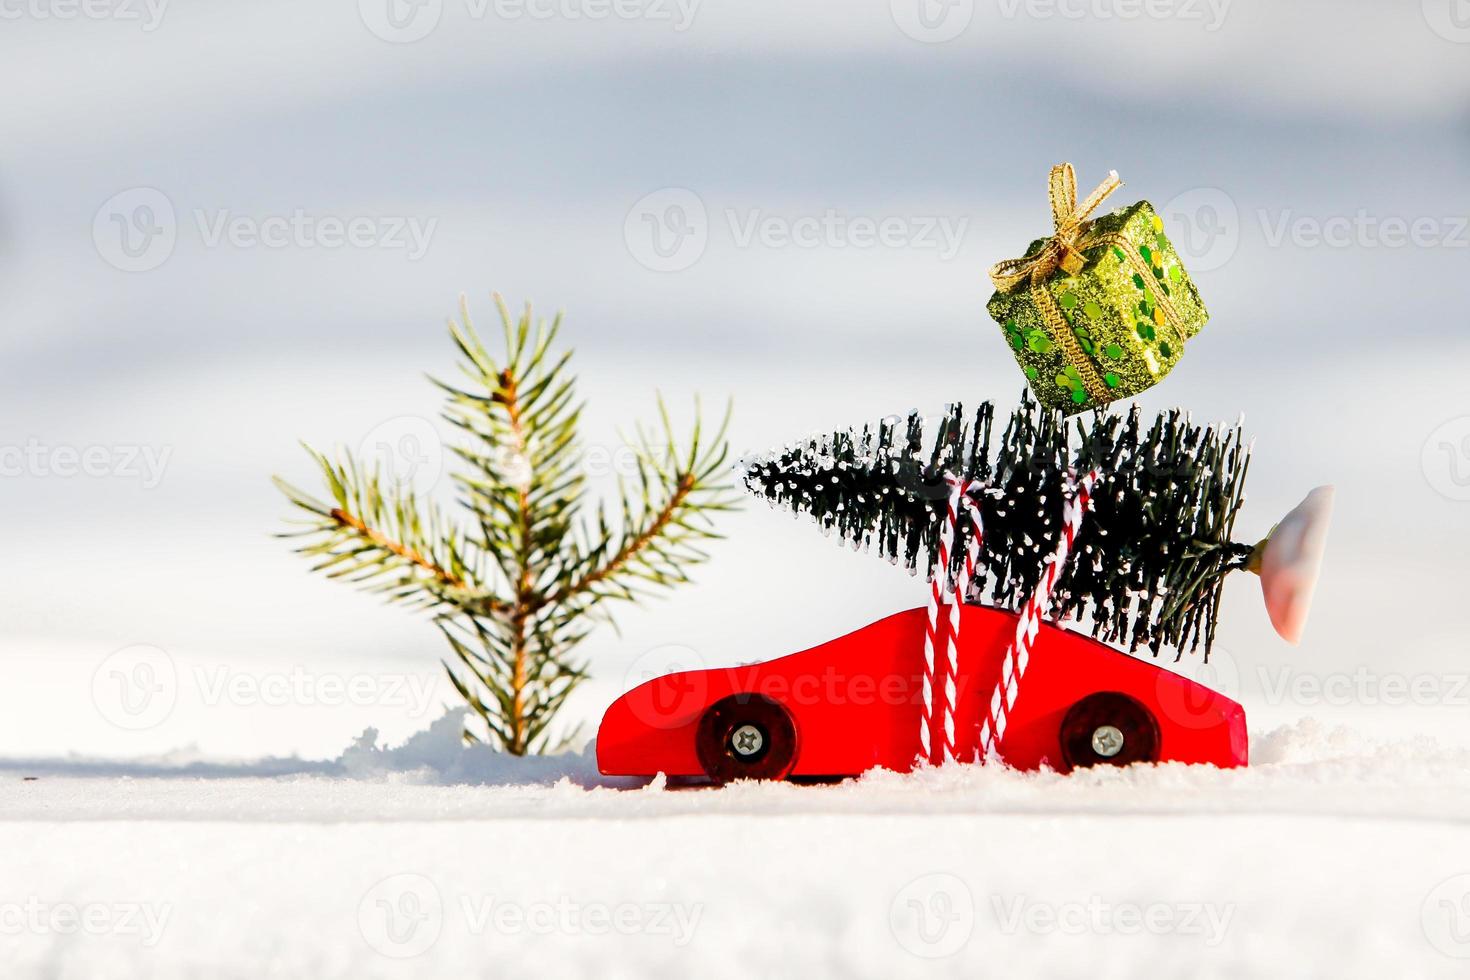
695;693;797;782
1059;692;1159;771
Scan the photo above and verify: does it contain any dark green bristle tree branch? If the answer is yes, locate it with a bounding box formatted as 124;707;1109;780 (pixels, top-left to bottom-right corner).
276;294;738;753
741;391;1253;658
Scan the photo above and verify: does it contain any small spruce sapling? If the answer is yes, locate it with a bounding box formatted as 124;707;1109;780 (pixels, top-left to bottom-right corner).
276;294;737;753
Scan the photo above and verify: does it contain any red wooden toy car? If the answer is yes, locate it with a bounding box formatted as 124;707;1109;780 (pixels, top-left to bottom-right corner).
597;604;1247;781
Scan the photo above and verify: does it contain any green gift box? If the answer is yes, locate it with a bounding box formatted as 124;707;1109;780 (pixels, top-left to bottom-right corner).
986;164;1209;414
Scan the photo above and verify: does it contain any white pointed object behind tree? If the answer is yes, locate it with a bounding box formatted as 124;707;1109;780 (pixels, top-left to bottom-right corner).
1249;486;1335;645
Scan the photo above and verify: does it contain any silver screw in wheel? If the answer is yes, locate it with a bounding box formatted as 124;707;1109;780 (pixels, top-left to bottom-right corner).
1091;725;1125;758
731;724;764;757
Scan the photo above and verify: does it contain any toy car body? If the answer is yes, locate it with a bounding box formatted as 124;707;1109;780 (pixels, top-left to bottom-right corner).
597;605;1246;780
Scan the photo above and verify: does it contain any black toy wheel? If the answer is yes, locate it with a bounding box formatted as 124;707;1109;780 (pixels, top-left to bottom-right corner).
695;694;798;782
1059;692;1160;771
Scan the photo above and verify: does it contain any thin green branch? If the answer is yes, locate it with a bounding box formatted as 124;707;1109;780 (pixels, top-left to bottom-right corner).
275;293;736;753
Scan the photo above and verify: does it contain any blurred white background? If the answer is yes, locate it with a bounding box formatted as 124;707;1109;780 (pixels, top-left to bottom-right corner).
2;0;1469;759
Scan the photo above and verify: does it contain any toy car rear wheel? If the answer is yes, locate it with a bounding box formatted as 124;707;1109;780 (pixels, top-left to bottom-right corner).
1059;692;1159;771
695;694;797;783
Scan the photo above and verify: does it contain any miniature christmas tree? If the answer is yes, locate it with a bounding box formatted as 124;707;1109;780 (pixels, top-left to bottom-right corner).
741;392;1254;657
276;295;737;753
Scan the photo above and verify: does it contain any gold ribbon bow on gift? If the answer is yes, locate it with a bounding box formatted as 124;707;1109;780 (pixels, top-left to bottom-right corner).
989;163;1124;291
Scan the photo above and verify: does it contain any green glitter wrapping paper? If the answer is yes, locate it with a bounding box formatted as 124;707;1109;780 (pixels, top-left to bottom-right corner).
987;201;1209;415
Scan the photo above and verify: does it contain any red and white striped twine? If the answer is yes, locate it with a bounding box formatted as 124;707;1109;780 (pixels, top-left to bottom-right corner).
920;475;985;765
977;469;1099;761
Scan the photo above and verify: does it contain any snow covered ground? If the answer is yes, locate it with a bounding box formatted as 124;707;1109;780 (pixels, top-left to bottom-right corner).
5;3;1468;978
4;714;1470;979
